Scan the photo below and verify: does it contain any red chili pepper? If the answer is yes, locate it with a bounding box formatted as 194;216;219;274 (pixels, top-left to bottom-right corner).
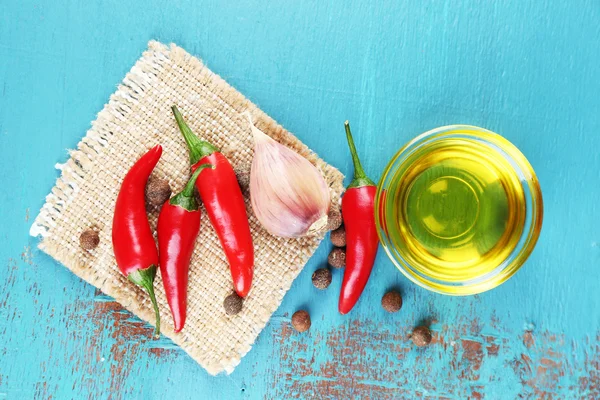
112;145;162;335
172;106;255;297
157;164;213;332
339;121;379;315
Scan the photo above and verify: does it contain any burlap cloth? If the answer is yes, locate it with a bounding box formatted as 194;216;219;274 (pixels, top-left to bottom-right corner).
30;41;344;375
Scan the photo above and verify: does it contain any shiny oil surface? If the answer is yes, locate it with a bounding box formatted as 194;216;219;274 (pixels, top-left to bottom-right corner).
377;126;542;295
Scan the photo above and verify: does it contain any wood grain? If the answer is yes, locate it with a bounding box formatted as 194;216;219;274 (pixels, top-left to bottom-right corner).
1;0;599;398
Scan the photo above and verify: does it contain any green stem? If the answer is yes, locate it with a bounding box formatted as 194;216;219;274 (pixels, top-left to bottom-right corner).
128;265;160;338
172;106;219;165
344;121;375;188
169;164;214;211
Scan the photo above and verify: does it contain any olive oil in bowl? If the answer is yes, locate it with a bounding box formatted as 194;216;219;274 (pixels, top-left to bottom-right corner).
376;126;543;295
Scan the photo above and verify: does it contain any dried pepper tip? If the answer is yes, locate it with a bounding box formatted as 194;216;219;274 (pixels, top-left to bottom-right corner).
411;326;432;347
224;292;244;315
291;310;311;332
80;229;100;250
328;248;346;269
312;268;332;290
330;226;346;247
381;291;402;313
326;209;343;231
146;177;172;206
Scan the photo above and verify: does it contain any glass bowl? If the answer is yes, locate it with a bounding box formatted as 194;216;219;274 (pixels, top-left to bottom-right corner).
375;125;543;295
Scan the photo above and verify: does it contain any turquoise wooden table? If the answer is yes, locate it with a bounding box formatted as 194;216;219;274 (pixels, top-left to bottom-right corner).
2;1;599;399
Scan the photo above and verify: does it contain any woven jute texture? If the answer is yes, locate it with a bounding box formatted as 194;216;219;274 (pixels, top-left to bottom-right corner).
30;41;344;375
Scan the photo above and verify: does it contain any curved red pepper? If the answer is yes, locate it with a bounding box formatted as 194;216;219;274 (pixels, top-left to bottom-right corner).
339;122;379;315
172;106;255;297
112;145;162;335
158;164;213;332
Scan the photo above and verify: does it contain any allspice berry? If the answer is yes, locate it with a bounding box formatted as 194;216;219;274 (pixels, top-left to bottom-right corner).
79;229;99;250
194;187;202;206
381;291;402;313
411;326;432;347
223;293;244;315
328;248;346;269
146;178;172;206
312;268;332;290
330;226;346;247
326;209;343;231
234;163;251;191
291;310;311;332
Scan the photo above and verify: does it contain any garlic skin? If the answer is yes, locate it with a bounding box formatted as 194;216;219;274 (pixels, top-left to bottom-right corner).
247;115;330;238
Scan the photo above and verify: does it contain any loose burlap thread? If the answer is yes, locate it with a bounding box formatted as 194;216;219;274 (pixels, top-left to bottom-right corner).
30;41;344;375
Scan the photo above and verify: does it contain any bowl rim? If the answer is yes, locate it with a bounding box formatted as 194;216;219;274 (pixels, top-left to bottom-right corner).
375;125;544;296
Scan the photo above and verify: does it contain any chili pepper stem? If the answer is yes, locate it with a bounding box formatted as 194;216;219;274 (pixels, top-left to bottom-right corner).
172;106;219;165
169;164;214;211
127;265;161;338
344;121;375;188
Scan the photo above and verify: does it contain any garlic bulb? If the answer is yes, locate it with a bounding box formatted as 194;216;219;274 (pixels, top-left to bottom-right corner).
246;114;330;238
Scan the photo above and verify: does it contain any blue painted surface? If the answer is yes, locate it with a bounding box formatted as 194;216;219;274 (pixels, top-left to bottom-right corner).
1;1;600;398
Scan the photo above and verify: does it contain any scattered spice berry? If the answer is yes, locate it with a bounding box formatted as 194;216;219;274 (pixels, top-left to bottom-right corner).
330;226;346;247
381;290;402;313
194;188;202;206
326;209;343;231
234;163;251;191
312;268;332;289
79;229;99;250
328;248;346;269
411;326;432;347
223;292;244;315
146;177;172;206
291;310;311;332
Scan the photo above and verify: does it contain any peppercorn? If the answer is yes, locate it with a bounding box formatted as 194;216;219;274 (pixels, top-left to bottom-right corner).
411;326;432;347
192;186;203;207
291;310;311;332
146;177;172;206
328;248;346;269
330;226;346;247
381;290;402;313
312;268;332;290
326;209;343;231
234;163;251;191
223;292;244;315
79;229;99;250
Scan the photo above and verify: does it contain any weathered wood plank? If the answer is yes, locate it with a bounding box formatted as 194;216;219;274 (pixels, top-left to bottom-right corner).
1;0;599;398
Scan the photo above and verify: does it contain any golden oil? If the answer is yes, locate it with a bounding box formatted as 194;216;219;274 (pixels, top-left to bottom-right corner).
383;134;528;290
